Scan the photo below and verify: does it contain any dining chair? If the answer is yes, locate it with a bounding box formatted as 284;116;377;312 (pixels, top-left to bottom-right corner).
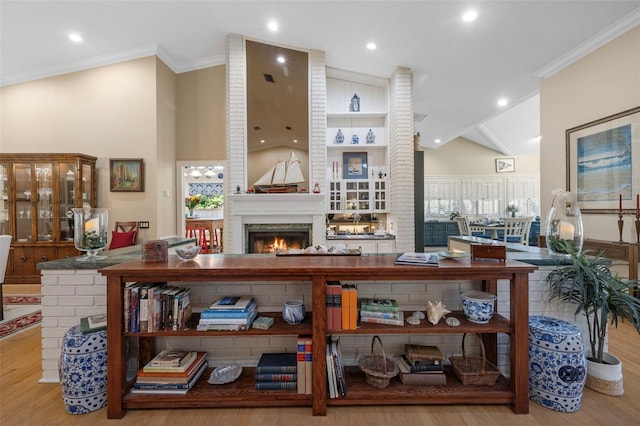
503;217;533;245
186;227;211;253
114;221;139;244
455;217;472;236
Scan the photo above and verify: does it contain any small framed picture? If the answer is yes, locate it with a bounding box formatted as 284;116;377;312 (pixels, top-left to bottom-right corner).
110;158;144;192
343;152;368;179
495;158;515;173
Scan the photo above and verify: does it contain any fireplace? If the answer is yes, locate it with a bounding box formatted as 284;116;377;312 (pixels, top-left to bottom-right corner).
246;224;312;254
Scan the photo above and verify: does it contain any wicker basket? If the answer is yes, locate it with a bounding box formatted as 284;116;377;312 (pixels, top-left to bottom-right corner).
358;335;399;388
449;333;500;386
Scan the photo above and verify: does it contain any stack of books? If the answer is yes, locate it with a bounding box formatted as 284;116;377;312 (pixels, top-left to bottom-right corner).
132;349;208;394
326;281;358;331
359;298;404;326
326;335;346;398
197;295;258;331
124;282;192;333
254;352;298;390
398;344;446;386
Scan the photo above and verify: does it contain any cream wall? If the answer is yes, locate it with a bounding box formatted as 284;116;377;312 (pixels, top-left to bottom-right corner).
0;56;167;241
424;136;540;177
175;65;226;160
540;27;640;241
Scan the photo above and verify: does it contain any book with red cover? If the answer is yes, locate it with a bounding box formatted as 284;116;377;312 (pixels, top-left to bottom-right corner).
296;336;306;394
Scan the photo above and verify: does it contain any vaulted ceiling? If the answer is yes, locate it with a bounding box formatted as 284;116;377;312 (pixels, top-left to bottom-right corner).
2;1;639;155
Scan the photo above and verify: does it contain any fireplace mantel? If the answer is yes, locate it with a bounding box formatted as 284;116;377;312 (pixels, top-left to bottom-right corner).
226;193;327;253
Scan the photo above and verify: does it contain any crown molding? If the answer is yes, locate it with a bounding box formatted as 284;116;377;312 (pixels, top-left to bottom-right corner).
537;7;640;78
0;43;225;87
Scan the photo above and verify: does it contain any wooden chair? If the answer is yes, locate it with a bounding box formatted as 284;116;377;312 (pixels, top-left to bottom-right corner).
502;217;533;245
114;221;139;244
109;221;139;250
455;217;472;236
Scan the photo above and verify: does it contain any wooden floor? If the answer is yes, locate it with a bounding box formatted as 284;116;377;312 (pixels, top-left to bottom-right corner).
0;318;639;425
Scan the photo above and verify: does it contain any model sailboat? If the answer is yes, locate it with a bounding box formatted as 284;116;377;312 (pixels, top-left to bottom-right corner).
253;152;305;193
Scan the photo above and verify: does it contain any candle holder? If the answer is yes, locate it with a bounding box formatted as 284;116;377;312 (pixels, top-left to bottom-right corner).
617;214;624;243
72;207;109;261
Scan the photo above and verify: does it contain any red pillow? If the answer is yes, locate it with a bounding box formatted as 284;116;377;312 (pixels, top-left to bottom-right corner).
108;231;136;250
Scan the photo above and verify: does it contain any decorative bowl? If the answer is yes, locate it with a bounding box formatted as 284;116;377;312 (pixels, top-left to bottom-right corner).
461;290;497;324
175;245;200;261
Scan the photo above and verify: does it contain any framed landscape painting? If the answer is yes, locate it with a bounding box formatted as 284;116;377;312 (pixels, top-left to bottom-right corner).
110;158;144;192
566;106;640;214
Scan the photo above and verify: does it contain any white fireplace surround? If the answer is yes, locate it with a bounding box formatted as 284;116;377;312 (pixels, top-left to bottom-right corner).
225;193;326;253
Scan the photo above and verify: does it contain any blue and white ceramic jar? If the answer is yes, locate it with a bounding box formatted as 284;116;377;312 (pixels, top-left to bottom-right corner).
528;315;586;413
59;325;108;414
366;129;375;144
461;290;496;323
351;134;359;144
282;300;305;325
335;129;344;144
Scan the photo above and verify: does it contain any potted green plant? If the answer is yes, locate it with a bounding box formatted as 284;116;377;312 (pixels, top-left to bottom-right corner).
545;240;640;395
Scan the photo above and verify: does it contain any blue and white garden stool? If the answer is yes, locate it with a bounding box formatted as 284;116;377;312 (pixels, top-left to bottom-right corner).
59;325;107;414
528;315;586;412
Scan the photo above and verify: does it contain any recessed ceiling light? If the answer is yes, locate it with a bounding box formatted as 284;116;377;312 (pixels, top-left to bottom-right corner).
260;139;265;144
435;139;441;144
268;21;278;32
293;139;298;143
277;55;285;64
366;42;377;51
533;136;542;143
497;98;508;107
68;33;83;42
462;10;478;23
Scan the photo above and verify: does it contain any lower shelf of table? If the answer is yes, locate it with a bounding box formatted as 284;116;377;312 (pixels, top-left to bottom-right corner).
122;365;512;412
328;366;513;406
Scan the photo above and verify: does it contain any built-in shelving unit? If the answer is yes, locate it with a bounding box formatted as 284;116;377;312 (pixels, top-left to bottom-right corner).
101;254;535;419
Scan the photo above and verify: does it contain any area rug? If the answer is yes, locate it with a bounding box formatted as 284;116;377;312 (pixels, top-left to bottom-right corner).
0;295;42;339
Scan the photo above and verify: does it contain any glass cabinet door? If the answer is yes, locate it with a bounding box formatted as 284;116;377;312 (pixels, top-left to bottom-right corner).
0;163;7;235
58;162;77;241
14;163;33;242
35;162;53;241
81;163;93;205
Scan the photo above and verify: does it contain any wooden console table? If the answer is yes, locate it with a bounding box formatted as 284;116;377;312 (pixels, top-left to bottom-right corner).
100;255;536;419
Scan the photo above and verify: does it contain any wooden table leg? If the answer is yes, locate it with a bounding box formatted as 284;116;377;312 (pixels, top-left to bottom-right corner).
311;276;327;416
510;272;530;414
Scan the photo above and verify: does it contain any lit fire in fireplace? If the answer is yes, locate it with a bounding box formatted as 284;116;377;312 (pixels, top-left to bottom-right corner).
273;238;287;251
260;237;304;254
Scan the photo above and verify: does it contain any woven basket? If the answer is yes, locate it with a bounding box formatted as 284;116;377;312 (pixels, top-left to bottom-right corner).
358;335;399;388
449;333;500;386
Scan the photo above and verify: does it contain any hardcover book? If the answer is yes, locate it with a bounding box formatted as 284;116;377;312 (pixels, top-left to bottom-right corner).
254;381;297;390
394;252;439;266
399;371;447;386
360;312;405;326
404;344;444;362
359;310;401;320
143;351;197;373
79;313;107;335
208;295;255;310
136;352;207;383
131;362;207;394
200;300;257;318
149;349;192;367
297;336;306;394
256;352;297;374
359;298;399;313
254;373;297;382
252;316;274;330
398;355;444;373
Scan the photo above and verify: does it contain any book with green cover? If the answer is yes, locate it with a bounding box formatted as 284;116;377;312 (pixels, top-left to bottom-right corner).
359;298;399;313
80;313;107;335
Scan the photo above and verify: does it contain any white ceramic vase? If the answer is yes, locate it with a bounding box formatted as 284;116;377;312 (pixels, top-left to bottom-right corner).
585;351;624;396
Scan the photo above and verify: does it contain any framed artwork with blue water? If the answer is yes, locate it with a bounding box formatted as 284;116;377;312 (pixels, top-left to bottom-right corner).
567;106;640;214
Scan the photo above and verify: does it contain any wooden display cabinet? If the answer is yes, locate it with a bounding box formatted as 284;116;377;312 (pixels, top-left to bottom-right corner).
0;153;97;283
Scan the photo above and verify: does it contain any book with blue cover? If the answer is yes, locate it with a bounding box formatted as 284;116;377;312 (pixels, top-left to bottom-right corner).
207;295;255;310
200;299;257;318
256;352;297;374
